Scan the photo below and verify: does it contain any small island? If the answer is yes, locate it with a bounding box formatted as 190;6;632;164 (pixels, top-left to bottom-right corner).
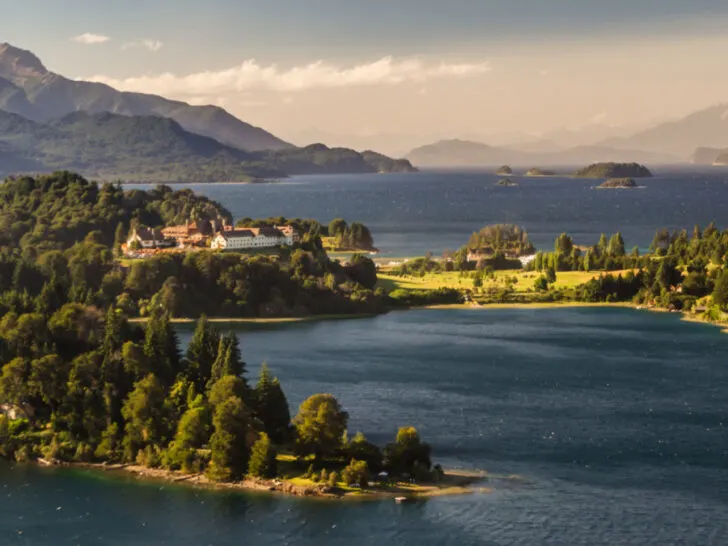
525;168;557;177
598;178;638;189
495;178;519;187
574;162;652;178
495;165;512;176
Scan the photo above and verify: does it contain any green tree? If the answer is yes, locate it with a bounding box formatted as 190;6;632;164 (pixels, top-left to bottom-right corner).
597;233;608;256
293;394;348;461
142;310;179;385
28;354;67;419
0;358;32;417
328;218;347;238
121;374;170;461
346;254;378;289
533;276;549;292
248;432;278;478
347;432;383;474
712;270;728;308
113;222;126;257
384;426;432;477
209;375;248;409
207;396;255;482
341;459;370;487
164;405;211;472
209;332;245;386
185;316;220;389
607;233;626;257
254;364;291;444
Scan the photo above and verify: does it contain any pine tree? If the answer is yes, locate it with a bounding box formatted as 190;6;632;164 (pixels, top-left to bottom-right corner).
113;223;126;257
254;363;291;444
143;310;180;386
597;234;608;256
185;316;220;389
248;433;277;478
209;332;245;386
607;233;626;257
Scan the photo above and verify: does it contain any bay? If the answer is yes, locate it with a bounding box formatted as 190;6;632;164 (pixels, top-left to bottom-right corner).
139;166;728;256
2;308;727;545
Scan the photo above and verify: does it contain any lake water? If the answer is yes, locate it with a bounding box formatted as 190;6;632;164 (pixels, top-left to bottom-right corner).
2;308;727;545
142;167;728;256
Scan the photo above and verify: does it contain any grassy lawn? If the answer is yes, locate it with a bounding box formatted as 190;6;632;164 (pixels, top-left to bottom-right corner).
378;269;634;294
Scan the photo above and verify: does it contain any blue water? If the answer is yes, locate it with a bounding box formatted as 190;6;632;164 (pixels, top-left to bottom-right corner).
2;308;727;545
141;167;728;256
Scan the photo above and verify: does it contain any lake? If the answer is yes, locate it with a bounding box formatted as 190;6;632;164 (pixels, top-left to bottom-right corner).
140;166;728;256
2;308;727;545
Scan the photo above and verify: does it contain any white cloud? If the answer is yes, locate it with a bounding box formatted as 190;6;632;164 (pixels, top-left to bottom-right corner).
588;112;608;124
122;39;164;52
84;56;492;96
72;33;111;45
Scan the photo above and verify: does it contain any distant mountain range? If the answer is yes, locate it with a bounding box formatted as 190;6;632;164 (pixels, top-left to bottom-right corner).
0;43;415;181
406;139;677;168
598;103;728;161
0;109;415;182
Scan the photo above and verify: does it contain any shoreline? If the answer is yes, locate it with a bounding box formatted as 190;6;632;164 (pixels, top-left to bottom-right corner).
129;313;379;325
45;461;491;501
128;303;728;335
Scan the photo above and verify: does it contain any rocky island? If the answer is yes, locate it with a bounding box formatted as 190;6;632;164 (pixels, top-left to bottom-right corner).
574;162;652;178
495;165;513;175
525;168;557;177
495;178;519;187
598;178;638;189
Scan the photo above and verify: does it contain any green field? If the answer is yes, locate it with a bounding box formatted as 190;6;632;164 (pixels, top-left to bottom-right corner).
377;269;633;294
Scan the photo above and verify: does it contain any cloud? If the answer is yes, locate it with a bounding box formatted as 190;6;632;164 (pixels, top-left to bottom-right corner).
72;33;111;45
122;39;164;52
588;112;608;124
84;56;492;96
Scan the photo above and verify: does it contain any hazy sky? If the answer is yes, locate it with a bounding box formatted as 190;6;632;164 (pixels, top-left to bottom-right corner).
3;0;728;151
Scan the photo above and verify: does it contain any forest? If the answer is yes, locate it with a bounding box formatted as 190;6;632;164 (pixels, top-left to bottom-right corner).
0;312;435;488
529;227;728;311
0;172;384;319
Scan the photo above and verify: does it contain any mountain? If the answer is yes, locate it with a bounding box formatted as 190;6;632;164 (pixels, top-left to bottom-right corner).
599;103;728;159
0;43;292;152
0;110;415;182
406;139;676;168
691;147;725;165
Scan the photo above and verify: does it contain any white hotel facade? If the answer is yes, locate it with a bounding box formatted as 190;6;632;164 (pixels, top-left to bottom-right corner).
211;226;297;251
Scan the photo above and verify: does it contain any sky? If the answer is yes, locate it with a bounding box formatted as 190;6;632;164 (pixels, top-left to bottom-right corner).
3;0;728;153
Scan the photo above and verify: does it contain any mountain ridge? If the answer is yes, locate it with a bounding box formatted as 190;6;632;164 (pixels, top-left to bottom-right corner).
406;139;677;168
0;42;292;152
0;109;416;182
